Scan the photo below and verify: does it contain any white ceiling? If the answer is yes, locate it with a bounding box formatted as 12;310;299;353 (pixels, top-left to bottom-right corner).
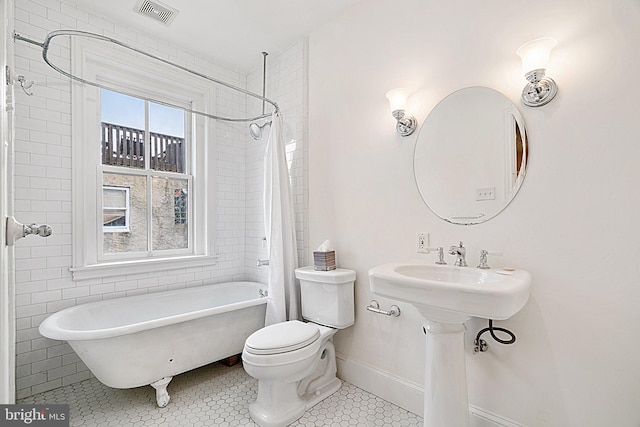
71;0;360;73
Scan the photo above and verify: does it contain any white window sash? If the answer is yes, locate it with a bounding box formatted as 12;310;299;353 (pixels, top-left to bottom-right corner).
97;170;194;261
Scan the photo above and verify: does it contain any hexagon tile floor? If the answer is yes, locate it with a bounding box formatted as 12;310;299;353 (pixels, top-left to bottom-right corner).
19;362;423;426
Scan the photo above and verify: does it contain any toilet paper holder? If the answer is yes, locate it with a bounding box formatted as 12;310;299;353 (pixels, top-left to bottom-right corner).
366;300;401;317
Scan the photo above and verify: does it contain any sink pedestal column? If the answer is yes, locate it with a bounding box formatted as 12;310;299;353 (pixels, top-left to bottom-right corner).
423;319;470;427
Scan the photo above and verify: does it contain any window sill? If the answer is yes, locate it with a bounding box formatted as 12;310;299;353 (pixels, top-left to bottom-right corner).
69;255;219;282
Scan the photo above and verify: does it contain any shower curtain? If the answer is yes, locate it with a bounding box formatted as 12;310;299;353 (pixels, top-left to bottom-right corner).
264;111;299;326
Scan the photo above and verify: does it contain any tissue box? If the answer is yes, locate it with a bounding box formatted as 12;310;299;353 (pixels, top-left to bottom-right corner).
313;251;336;271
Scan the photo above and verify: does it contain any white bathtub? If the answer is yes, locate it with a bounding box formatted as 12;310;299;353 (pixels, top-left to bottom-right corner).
39;281;267;406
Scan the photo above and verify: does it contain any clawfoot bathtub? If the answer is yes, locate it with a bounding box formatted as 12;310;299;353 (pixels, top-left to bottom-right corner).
39;281;267;406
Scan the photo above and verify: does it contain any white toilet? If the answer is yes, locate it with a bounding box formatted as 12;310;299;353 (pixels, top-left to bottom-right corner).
242;266;355;427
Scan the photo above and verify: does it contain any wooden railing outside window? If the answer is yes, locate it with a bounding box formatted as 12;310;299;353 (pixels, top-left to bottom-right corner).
101;122;185;173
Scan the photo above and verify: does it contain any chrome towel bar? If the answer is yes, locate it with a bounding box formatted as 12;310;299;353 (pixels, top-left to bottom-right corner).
366;300;400;317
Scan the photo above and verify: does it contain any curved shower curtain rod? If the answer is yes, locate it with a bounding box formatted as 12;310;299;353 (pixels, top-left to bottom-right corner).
13;29;279;123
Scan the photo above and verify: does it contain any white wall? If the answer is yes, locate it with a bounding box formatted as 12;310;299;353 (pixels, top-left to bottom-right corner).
13;0;307;399
308;0;640;426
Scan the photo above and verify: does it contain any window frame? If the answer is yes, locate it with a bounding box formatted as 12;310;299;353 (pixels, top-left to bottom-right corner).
102;185;130;233
70;37;218;281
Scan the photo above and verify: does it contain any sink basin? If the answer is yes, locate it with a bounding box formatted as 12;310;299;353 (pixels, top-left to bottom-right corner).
369;262;531;321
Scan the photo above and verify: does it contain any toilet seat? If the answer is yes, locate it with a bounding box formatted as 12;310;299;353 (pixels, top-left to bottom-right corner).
244;320;320;355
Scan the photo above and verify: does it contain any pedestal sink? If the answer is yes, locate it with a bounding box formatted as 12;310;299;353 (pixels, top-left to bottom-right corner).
369;262;531;427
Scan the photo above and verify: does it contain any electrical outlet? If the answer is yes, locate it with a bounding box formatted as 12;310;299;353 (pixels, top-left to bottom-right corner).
417;232;429;253
476;187;496;201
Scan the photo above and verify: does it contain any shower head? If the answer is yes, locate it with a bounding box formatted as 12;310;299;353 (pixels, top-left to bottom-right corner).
249;123;263;140
249;121;271;140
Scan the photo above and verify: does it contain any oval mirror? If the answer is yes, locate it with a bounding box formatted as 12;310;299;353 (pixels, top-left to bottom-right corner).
414;87;527;225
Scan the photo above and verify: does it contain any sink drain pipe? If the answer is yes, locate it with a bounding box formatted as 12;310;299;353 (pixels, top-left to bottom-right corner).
473;320;516;353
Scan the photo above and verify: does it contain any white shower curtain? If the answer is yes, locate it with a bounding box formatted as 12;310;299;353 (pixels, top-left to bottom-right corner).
264;111;299;326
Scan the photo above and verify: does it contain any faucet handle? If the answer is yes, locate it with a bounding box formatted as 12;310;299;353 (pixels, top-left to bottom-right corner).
426;247;447;265
477;249;503;269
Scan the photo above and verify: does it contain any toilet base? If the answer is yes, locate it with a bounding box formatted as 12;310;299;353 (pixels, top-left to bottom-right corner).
249;380;306;427
304;376;341;410
247;339;342;427
249;376;342;427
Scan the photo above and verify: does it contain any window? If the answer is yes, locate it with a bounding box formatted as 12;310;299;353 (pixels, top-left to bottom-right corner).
174;189;188;225
100;89;190;256
103;186;130;232
71;37;217;280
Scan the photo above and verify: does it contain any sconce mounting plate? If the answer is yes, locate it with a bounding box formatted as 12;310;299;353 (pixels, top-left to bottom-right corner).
392;110;417;137
521;76;557;107
397;115;417;136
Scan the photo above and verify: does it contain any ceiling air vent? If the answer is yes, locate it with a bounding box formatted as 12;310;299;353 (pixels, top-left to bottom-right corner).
134;0;179;26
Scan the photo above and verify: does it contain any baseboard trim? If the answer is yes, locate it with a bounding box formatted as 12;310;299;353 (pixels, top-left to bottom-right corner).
335;352;424;416
469;405;524;427
335;353;524;427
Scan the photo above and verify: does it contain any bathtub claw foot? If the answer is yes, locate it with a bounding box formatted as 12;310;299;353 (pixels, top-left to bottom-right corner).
151;377;172;407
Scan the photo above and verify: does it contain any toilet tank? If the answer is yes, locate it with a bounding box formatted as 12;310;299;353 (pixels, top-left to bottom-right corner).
295;266;355;329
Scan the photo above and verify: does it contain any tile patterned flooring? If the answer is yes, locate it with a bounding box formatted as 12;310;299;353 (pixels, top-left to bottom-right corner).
19;361;423;426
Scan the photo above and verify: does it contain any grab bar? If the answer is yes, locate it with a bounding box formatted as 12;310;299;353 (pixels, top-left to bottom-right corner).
257;259;270;267
366;300;401;317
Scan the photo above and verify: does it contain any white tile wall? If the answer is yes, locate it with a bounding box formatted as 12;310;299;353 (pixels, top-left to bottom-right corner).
13;0;308;398
245;40;309;283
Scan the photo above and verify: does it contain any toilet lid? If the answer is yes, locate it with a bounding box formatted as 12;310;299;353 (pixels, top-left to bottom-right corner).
245;320;320;355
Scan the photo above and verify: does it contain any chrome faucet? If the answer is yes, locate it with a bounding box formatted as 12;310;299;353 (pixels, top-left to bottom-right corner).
477;249;491;269
448;241;467;267
477;249;503;269
434;247;447;265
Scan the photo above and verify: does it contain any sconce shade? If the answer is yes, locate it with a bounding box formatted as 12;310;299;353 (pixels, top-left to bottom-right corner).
385;88;417;137
385;88;409;113
516;37;558;107
516;37;557;75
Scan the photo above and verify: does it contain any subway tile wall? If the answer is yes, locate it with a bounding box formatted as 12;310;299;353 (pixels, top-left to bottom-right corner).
245;40;309;283
13;0;307;398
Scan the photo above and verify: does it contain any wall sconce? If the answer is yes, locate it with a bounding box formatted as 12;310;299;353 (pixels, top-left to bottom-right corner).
516;37;558;107
385;88;417;136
